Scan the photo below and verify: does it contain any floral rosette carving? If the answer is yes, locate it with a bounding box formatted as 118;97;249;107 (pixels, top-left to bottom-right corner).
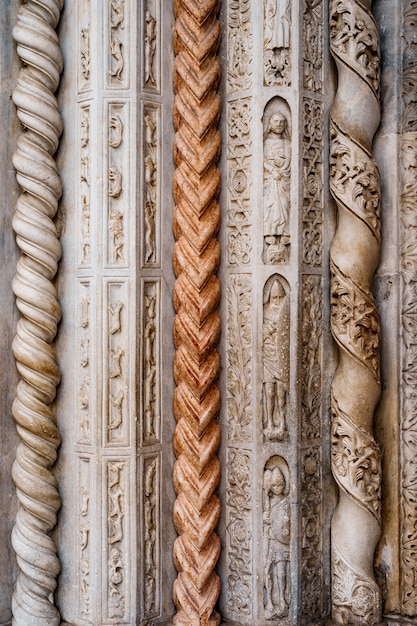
330;0;382;623
11;1;64;624
172;0;222;624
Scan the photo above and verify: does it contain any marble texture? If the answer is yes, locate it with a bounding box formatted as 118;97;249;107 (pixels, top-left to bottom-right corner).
0;1;415;625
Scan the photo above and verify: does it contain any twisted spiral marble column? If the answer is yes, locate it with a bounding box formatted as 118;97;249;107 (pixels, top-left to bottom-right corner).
172;0;221;624
11;2;63;624
329;1;382;624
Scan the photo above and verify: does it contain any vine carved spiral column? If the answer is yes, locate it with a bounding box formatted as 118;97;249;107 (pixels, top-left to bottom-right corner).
329;1;382;624
11;1;63;624
172;0;221;624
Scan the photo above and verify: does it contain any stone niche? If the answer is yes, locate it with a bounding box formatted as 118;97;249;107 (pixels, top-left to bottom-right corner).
0;1;416;626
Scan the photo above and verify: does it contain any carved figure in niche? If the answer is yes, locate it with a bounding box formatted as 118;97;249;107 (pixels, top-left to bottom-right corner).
265;0;290;49
108;166;123;198
111;0;125;29
262;276;289;441
109;38;124;80
263;456;291;619
81;195;90;263
109;211;125;263
109;114;123;148
80;28;90;81
263;112;291;263
145;10;157;86
81;111;89;148
144;112;157;262
264;0;291;85
108;300;123;334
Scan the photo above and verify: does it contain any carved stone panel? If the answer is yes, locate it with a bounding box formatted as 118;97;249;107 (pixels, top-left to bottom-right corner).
79;0;92;91
302;99;323;268
104;459;130;622
143;0;160;92
227;99;253;267
78;282;92;444
107;101;129;267
303;0;324;93
262;98;291;264
142;281;160;443
226;448;253;617
301;275;322;441
301;447;323;618
227;0;252;94
108;0;128;88
79;106;91;267
264;0;292;86
105;281;129;446
226;275;252;442
142;455;160;619
400;2;417;615
262;275;290;442
142;103;160;267
77;457;92;619
263;455;291;620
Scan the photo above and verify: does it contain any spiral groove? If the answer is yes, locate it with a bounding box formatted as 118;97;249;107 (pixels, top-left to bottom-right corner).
329;1;382;623
11;2;63;624
173;1;222;624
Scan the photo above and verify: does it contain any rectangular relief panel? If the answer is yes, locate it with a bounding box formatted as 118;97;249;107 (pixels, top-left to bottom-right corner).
103;458;131;624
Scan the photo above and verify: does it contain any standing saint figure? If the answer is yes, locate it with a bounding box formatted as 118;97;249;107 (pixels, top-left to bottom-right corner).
262;276;289;441
265;0;291;51
263;458;291;619
263;112;291;262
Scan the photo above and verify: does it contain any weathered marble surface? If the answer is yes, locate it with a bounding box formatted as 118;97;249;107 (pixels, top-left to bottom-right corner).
0;2;20;625
0;1;416;625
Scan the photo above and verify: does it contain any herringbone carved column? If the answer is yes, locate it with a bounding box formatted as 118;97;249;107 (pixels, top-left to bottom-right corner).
330;1;382;623
172;0;221;624
11;1;63;624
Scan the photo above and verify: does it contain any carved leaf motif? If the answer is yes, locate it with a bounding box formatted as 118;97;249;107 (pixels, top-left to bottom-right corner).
227;0;252;93
303;0;324;92
226;448;252;615
332;399;381;519
333;548;382;624
330;0;380;95
301;276;322;440
330;0;382;621
227;276;252;441
331;265;380;380
401;6;417;595
330;123;381;241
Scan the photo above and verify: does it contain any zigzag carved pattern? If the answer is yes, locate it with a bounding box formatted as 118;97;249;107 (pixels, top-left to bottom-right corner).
11;1;64;624
330;0;382;624
173;1;222;624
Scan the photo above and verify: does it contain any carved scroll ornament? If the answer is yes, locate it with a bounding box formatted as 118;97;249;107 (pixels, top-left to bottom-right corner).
172;0;222;624
11;1;64;624
401;1;417;614
330;0;382;623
